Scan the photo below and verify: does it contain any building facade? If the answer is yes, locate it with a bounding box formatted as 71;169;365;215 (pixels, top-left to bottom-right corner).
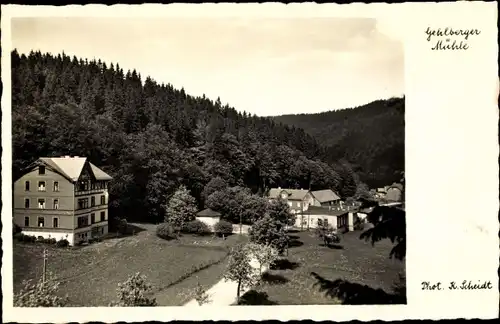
310;189;342;207
13;156;112;246
267;188;314;214
295;206;356;231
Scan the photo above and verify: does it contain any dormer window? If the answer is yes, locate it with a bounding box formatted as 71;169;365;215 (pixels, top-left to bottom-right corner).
39;166;45;175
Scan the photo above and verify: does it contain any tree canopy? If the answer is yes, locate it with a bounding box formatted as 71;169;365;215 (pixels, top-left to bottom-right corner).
11;50;390;224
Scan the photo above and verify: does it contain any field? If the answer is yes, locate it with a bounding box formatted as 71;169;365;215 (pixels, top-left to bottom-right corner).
239;228;406;305
13;223;246;306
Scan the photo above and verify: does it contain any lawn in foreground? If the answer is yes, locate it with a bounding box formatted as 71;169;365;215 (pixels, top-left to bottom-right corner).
13;223;245;306
239;229;406;305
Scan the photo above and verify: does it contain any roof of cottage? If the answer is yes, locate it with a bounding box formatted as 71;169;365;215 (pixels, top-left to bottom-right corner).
196;208;221;218
311;189;341;203
306;206;351;216
268;188;310;201
38;156;112;181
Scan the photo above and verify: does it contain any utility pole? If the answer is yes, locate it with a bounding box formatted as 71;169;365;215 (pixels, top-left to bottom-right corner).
239;214;242;234
42;248;47;285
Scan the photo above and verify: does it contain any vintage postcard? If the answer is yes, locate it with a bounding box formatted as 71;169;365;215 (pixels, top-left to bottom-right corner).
1;2;498;322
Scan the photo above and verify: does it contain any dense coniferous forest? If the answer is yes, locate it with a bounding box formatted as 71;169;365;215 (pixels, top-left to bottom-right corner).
273;98;405;187
12;50;376;224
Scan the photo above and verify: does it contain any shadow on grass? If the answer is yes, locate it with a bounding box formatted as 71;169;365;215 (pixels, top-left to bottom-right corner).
310;272;407;305
288;239;304;248
319;243;344;250
286;229;300;233
261;272;289;285
238;290;278;305
270;259;300;270
106;224;147;240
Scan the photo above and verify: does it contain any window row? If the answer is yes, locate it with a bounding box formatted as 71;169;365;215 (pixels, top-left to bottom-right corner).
24;216;59;228
77;195;106;209
25;180;59;192
25;198;59;209
77;212;106;228
317;218;329;227
76;180;108;192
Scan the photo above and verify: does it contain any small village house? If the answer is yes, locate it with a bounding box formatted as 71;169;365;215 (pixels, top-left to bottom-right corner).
374;187;387;199
296;206;358;232
13;156;112;246
310;189;342;207
267;187;314;214
386;183;403;202
195;208;221;231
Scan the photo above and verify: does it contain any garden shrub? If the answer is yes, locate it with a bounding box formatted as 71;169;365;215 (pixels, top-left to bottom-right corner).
13;223;22;235
214;220;233;236
56;239;69;248
118;218;128;235
156;223;176;240
182;220;211;236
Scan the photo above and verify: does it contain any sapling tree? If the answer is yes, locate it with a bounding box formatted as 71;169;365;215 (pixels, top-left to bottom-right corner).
14;271;68;307
193;281;211;306
113;272;157;306
245;242;279;275
223;243;259;304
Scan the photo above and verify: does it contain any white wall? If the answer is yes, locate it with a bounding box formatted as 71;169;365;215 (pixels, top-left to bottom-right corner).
294;214;339;229
196;216;220;230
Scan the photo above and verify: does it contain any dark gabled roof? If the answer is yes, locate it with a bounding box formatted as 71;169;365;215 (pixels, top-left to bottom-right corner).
311;189;340;202
388;183;404;191
196;208;221;217
306;206;350;216
268;188;310;201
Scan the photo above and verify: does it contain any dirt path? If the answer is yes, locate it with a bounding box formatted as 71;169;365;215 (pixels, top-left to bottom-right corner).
183;256;266;306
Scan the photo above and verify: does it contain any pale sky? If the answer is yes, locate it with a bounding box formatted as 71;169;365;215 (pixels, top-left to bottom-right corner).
11;17;404;116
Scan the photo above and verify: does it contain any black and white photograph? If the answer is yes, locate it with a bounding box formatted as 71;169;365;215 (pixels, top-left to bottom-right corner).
9;14;406;308
1;2;498;322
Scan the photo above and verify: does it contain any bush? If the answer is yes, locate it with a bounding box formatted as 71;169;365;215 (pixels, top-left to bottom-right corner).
118;218;128;235
113;273;157;306
182;220;211;236
56;239;69;248
156;223;176;240
214;220;233;236
13;223;22;235
18;234;37;243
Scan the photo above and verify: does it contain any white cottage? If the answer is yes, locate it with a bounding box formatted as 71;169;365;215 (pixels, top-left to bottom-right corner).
195;208;221;231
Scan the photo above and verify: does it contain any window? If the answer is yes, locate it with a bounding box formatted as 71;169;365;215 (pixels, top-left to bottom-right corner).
38;199;46;209
53;199;59;209
53;217;59;228
24;216;30;227
297;202;301;207
317;219;323;227
324;218;329;226
77;198;89;209
100;195;105;205
25;181;30;191
39;166;45;175
91;213;95;224
77;216;89;228
100;211;105;222
77;181;89;191
38;181;46;192
53;181;59;192
24;198;30;209
91;196;95;207
38;217;45;227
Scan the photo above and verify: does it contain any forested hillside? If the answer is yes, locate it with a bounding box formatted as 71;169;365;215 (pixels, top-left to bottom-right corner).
274;98;405;187
11;50;366;224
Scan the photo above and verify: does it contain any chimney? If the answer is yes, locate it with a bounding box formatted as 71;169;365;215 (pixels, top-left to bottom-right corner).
64;155;71;158
278;186;281;189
